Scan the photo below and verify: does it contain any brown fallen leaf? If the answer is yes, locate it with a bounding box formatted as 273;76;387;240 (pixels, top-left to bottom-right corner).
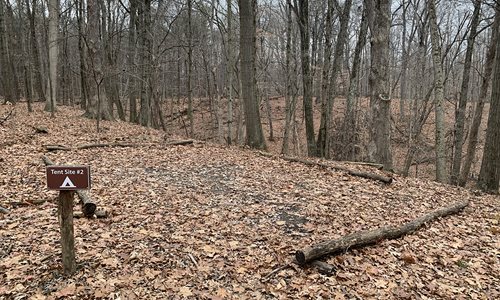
401;251;416;264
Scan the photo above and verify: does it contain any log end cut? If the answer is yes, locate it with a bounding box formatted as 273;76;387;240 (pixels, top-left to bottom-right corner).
295;250;306;265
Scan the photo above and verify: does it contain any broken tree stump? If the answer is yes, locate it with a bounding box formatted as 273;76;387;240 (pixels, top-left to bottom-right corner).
41;156;96;217
295;200;469;265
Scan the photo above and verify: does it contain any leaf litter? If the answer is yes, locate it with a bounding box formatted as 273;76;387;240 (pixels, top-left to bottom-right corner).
0;104;498;299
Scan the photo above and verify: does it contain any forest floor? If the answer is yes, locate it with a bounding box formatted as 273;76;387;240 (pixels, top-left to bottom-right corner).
0;103;499;299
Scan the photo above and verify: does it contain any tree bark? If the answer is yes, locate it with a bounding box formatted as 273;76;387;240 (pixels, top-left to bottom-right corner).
317;0;352;158
460;2;499;187
294;0;316;156
428;0;447;183
366;0;393;170
296;200;469;265
27;0;45;102
451;0;481;185
45;0;58;115
238;0;266;149
478;11;500;193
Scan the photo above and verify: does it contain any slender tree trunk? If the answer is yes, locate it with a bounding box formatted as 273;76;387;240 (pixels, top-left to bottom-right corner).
399;0;408;121
317;0;352;158
187;0;194;136
316;0;334;156
460;3;500;187
76;0;88;111
238;0;266;149
366;0;393;170
128;0;138;123
450;0;481;185
139;0;152;127
343;5;368;160
295;0;316;156
45;0;58;115
26;0;45;102
428;0;447;182
282;0;294;155
227;0;234;145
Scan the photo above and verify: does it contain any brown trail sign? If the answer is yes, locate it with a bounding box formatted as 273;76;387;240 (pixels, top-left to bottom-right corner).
46;165;91;275
46;166;91;190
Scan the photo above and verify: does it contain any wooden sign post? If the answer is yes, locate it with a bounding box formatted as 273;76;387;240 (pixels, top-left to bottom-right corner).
46;166;91;275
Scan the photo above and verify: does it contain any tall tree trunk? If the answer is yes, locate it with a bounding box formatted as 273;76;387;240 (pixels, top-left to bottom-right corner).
139;0;152;127
478;10;500;193
19;0;33;112
45;0;58;115
460;3;500;187
187;0;194;136
294;0;316;156
0;0;14;103
282;0;295;155
366;0;393;170
316;0;334;157
399;0;408;121
238;0;266;149
343;4;368;160
450;0;481;185
317;0;352;158
76;0;88;111
227;0;234;145
27;0;45;102
128;0;138;123
428;0;447;182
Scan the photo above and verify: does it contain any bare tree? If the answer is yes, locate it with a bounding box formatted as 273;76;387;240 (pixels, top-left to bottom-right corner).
366;0;393;170
45;0;58;115
293;0;316;156
239;0;266;149
460;2;500;187
428;0;446;182
450;0;481;185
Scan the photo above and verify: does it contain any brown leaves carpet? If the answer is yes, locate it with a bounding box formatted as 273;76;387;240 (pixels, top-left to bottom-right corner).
0;105;498;299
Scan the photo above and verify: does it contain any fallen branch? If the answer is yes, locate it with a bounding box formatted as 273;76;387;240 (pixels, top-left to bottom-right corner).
258;152;392;184
0;109;14;125
341;161;384;170
261;263;293;282
0;206;9;214
295;200;469;265
41;156;96;217
45;144;71;151
165;139;194;146
77;143;136;150
311;260;335;275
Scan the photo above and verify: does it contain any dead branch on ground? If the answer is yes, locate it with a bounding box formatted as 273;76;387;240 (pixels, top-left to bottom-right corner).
295;200;469;265
258;152;392;184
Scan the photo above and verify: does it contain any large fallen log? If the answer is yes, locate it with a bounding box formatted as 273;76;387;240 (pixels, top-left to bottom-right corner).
0;206;9;214
41;156;96;217
295;200;469;265
258;152;392;184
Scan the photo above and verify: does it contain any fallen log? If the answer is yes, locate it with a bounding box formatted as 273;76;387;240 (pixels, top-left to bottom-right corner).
258;152;392;184
165;139;194;146
45;144;71;151
0;206;9;214
295;200;469;265
41;156;96;217
77;143;136;150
